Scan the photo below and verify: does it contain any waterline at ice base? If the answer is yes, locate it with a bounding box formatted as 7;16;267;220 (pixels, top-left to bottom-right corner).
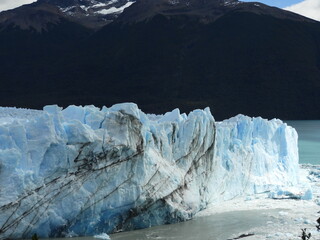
0;103;310;238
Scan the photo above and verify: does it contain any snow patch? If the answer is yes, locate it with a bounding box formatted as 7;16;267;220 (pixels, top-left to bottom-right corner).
96;1;134;15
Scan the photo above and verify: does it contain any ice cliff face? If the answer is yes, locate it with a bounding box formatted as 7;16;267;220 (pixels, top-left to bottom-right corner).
0;103;299;238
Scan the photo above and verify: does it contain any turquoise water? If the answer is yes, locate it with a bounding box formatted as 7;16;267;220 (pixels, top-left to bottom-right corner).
286;120;320;165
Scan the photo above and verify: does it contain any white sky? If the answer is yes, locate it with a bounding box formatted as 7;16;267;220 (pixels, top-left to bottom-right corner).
284;0;320;21
0;0;36;12
0;0;319;22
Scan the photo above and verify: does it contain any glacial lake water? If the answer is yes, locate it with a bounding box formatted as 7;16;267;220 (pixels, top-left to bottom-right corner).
45;121;320;240
48;209;281;240
286;120;320;164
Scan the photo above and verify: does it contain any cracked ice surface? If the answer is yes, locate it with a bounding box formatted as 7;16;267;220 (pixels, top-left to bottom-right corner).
0;103;299;238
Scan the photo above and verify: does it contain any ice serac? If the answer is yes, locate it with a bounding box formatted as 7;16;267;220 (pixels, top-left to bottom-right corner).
0;103;299;238
212;115;299;201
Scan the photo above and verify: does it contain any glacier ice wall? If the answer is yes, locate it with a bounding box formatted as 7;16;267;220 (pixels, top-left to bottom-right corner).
212;115;299;201
0;103;299;238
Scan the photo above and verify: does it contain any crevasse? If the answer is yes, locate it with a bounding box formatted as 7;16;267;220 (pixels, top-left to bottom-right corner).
0;103;299;238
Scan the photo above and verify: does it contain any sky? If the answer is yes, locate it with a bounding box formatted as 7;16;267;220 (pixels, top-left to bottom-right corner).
243;0;320;21
0;0;36;12
242;0;302;8
0;0;320;21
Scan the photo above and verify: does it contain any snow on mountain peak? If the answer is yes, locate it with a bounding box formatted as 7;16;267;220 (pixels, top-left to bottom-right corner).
96;1;134;15
49;0;135;17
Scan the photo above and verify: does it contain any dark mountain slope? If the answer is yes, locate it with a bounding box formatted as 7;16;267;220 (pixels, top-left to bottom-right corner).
0;4;93;108
0;0;320;120
42;12;320;120
0;2;65;31
117;0;313;24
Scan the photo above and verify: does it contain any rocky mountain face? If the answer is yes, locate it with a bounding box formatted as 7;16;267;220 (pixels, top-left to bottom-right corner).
0;0;319;120
117;0;312;23
0;0;314;30
38;0;136;28
0;0;135;30
0;3;64;31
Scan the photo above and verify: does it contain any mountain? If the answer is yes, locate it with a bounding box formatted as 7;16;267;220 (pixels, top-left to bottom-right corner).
37;0;136;28
0;0;320;120
117;0;312;23
0;0;135;30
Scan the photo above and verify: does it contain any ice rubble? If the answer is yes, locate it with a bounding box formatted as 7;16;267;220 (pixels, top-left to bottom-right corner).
94;233;111;239
0;103;300;238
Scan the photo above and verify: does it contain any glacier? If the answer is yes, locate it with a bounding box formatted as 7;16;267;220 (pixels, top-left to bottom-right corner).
0;103;299;238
